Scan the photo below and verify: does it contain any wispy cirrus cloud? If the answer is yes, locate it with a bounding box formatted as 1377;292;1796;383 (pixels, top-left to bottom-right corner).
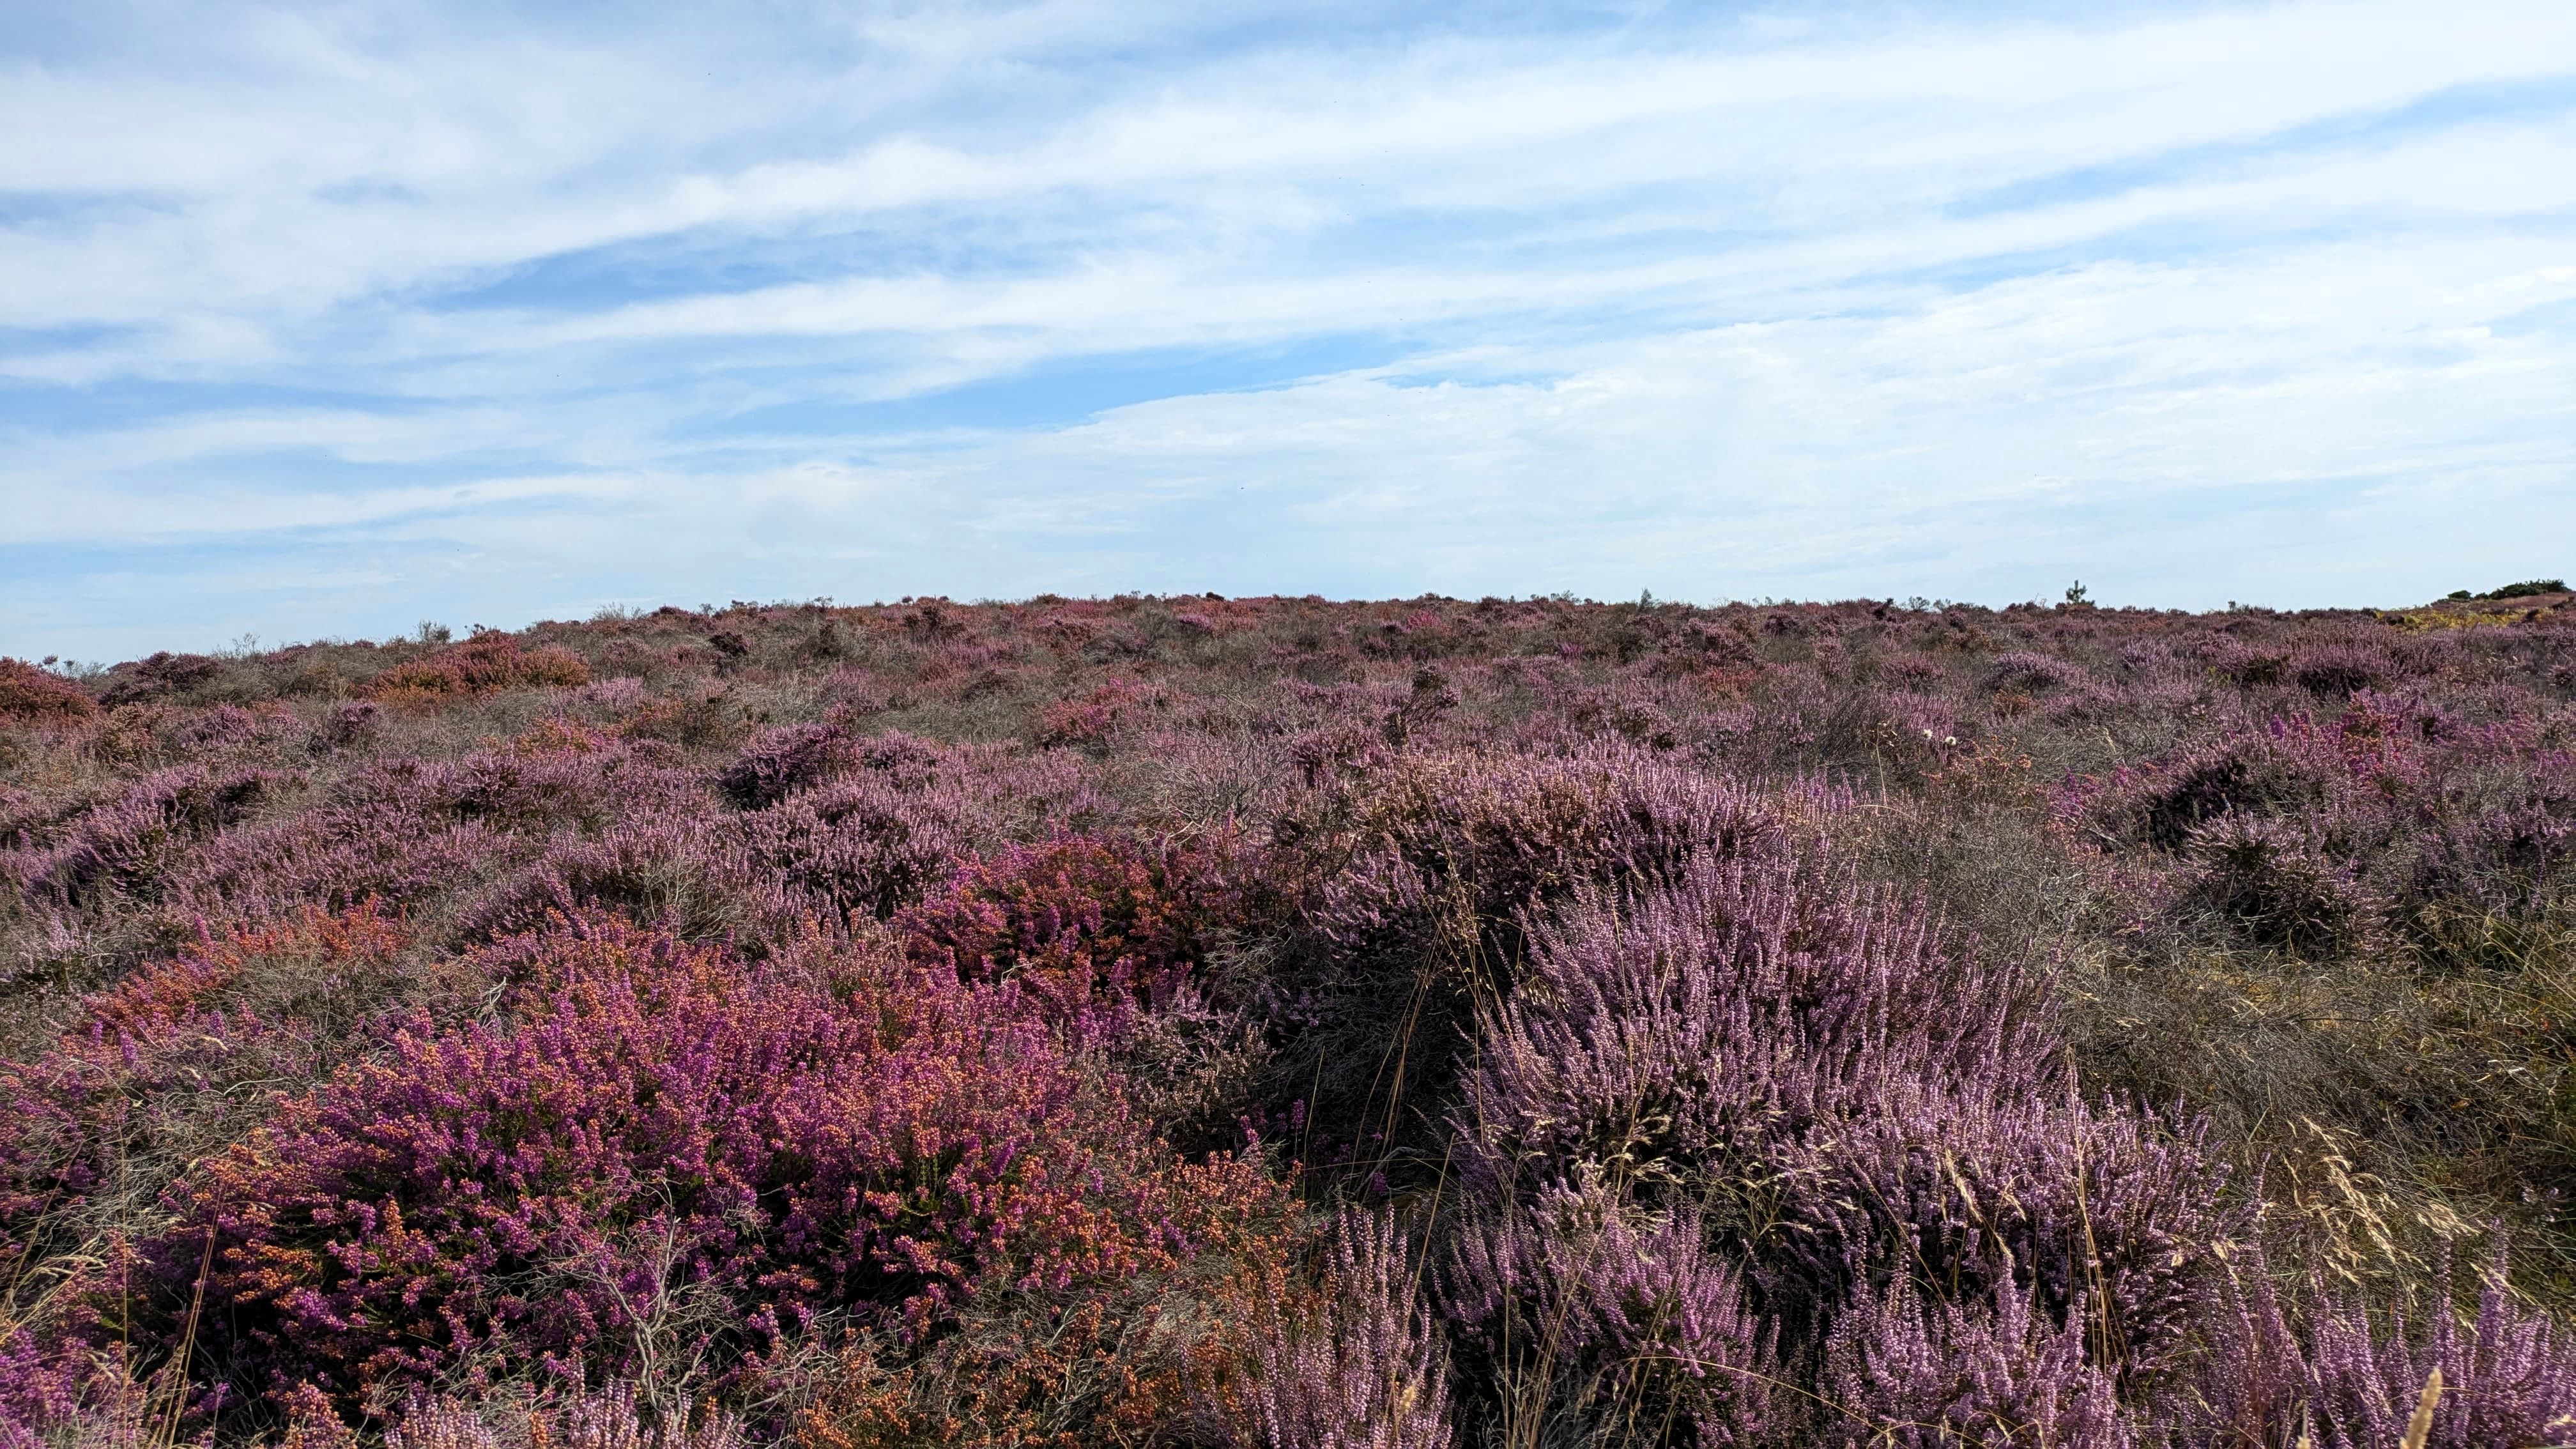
2;0;2571;658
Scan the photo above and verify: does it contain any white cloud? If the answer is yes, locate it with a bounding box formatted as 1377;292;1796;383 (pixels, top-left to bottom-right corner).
2;0;2572;657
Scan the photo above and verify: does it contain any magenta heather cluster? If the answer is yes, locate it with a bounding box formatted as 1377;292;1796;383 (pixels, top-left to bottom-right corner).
1446;839;2230;1439
125;916;1264;1415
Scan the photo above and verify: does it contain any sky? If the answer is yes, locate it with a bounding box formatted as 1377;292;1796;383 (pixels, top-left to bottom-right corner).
3;0;2572;661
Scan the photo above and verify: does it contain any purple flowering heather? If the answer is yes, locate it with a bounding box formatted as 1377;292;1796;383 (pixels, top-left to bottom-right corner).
1823;1271;2133;1449
385;1386;740;1449
2186;813;2388;956
731;773;967;922
2196;1243;2576;1449
1441;1183;1772;1446
0;1346;166;1449
1;908;411;1291
314;700;380;751
2409;752;2576;923
0;1328;87;1449
1986;652;2097;697
17;764;291;907
123;918;1269;1420
2290;641;2397;698
2057;691;2576;952
1459;846;2232;1379
1459;854;2053;1204
1779;1087;2231;1379
8;594;2575;1449
1305;740;1820;974
1247;1208;1454;1449
716;719;860;809
165;736;707;923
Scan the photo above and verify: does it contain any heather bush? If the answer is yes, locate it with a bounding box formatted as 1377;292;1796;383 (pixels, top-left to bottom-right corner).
2194;1242;2576;1449
732;775;965;923
383;1385;742;1449
363;634;591;702
0;1342;168;1449
0;661;96;726
1460;850;2230;1372
812;668;893;717
1985;652;2094;697
1092;724;1301;832
0;1326;92;1449
717;720;862;809
1248;1208;1453;1449
793;1261;1225;1445
97;652;221;708
1035;678;1161;749
2058;693;2576;953
163;737;706;924
896;832;1255;1035
1458;853;2051;1207
174;702;298;752
2292;641;2394;698
1270;744;1821;1187
125;918;1269;1421
2061;718;2347;857
2185;813;2387;956
1558;684;1684;753
789;1199;1291;1449
0;913;434;1449
167;799;515;922
15;764;293;908
1441;1186;1768;1446
2405;751;2576;932
71;703;180;770
615;688;761;751
314;701;380;752
1300;742;1810;977
452;815;793;948
1;908;413;1286
1820;1272;2129;1448
1779;1089;2231;1379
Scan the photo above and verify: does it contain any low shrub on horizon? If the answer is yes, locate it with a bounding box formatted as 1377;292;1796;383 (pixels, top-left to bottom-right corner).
362;634;592;703
0;660;98;727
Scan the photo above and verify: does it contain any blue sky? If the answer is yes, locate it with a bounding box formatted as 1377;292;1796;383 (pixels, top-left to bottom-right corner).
3;0;2572;660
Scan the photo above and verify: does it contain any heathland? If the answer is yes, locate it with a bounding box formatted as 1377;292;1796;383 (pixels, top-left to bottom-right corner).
3;585;2572;1448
